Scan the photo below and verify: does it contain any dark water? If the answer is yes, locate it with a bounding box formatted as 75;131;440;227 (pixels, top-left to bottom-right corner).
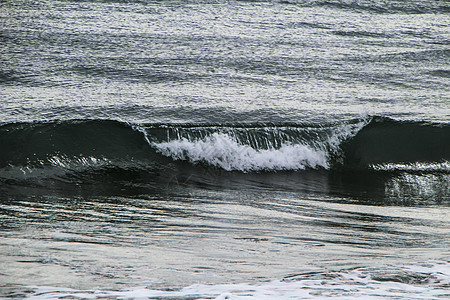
1;0;449;298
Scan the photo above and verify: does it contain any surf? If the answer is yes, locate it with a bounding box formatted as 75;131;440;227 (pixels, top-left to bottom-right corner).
1;117;448;176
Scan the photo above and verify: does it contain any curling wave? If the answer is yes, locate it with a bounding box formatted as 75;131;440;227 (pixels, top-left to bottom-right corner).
0;117;448;179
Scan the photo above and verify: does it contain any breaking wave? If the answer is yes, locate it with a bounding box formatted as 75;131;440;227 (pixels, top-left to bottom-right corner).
0;117;448;176
0;116;448;204
154;133;329;172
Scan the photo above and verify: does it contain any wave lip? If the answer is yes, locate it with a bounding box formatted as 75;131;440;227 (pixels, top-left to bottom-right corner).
154;132;329;172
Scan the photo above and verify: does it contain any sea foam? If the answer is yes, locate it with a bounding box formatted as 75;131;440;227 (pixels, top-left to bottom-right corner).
151;119;367;172
153;132;329;172
26;261;450;300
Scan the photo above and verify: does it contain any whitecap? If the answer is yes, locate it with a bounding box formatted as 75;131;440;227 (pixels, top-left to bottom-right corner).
153;132;329;172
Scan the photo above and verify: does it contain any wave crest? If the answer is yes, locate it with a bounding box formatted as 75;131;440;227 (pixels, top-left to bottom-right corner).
154;133;329;172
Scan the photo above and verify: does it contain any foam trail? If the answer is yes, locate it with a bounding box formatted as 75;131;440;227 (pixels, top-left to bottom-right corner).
154;133;329;172
26;261;450;300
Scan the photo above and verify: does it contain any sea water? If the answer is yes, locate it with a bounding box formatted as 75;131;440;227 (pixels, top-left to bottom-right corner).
1;0;449;299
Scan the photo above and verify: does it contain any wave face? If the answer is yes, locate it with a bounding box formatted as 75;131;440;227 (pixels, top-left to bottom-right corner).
1;117;448;174
342;117;450;170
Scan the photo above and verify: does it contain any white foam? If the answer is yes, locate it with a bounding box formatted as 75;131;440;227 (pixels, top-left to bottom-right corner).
26;261;450;300
371;161;450;172
149;119;368;172
154;132;329;172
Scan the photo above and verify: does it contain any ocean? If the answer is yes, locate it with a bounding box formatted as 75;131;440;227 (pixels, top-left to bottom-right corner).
0;0;449;299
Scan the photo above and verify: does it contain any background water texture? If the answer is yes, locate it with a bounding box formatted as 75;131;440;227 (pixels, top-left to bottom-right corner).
0;0;449;299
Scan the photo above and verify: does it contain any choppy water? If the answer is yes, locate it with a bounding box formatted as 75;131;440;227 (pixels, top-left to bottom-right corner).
1;0;449;299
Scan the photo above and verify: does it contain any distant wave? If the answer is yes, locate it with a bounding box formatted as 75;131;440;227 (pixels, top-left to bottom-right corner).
0;117;448;179
282;0;448;14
